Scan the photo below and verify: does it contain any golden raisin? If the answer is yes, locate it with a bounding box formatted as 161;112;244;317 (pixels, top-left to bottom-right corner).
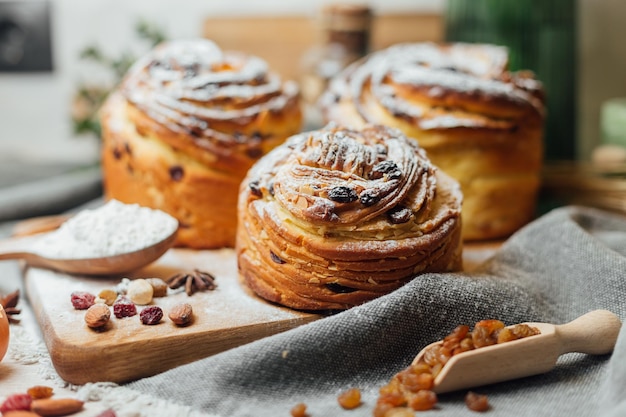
382;407;415;417
337;387;362;409
376;318;540;415
398;370;433;392
97;289;117;306
373;401;395;417
472;319;505;348
26;385;53;399
407;389;438;411
465;391;489;412
511;323;541;339
290;403;307;417
377;392;406;408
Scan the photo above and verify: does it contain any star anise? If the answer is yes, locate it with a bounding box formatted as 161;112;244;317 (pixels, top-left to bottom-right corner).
166;269;217;296
1;289;21;324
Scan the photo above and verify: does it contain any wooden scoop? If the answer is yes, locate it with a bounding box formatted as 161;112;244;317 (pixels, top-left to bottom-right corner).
0;229;177;276
412;309;622;394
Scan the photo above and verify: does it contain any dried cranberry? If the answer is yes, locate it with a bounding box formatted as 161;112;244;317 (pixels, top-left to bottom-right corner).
0;393;32;412
140;306;163;325
71;291;96;310
113;296;137;318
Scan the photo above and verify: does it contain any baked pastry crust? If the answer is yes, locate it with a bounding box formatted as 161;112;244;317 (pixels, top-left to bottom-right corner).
320;42;545;241
237;124;462;310
101;39;302;248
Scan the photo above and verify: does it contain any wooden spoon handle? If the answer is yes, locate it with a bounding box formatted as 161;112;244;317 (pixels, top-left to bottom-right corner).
556;309;622;355
0;234;40;261
12;214;69;237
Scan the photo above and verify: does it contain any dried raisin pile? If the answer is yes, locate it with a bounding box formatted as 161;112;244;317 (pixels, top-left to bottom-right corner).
374;319;540;415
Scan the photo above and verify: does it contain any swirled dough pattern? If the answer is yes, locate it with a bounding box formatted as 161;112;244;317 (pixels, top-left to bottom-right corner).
320;42;545;241
237;124;462;310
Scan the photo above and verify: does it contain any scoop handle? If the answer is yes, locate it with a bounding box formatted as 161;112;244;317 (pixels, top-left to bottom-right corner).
556;309;622;355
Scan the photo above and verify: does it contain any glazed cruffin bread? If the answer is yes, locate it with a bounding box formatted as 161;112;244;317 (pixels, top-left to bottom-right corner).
237;124;463;310
100;39;302;249
320;42;545;241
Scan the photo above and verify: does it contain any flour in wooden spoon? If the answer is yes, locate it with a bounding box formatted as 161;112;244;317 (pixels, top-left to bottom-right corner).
33;200;178;259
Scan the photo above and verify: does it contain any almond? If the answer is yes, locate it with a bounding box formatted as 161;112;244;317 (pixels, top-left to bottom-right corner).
2;411;41;417
84;303;111;329
31;398;84;416
168;302;193;326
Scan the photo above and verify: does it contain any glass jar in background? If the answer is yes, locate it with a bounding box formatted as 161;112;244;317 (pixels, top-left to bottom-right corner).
300;4;372;129
445;0;577;161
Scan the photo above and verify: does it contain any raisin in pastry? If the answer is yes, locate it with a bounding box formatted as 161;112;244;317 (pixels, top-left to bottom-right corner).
100;39;302;248
320;42;545;241
236;124;462;310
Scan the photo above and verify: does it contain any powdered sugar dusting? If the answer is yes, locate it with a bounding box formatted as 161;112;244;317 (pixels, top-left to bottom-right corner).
321;41;542;130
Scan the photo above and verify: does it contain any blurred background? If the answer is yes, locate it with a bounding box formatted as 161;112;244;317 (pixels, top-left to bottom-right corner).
1;0;625;215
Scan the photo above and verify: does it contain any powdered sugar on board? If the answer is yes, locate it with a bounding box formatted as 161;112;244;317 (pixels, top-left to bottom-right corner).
23;247;319;385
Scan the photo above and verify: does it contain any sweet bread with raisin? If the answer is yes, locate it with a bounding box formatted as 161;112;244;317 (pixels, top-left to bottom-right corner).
320;42;544;241
236;124;462;310
100;39;302;248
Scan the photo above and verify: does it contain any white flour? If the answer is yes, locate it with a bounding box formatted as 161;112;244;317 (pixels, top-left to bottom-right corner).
34;200;178;259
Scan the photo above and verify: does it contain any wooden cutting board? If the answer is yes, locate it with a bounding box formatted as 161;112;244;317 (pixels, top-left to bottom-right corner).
24;248;320;385
24;241;499;385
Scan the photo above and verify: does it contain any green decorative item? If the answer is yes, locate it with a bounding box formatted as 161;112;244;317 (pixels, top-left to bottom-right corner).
71;20;166;139
445;0;577;161
601;97;626;148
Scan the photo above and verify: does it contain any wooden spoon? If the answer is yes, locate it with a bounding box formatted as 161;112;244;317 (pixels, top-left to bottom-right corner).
412;309;622;394
0;228;177;276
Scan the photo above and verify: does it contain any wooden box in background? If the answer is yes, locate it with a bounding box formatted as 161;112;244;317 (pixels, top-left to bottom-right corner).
202;13;443;81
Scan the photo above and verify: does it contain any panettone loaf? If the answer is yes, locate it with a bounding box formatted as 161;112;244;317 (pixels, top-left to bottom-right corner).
237;124;463;310
100;39;302;248
320;42;545;241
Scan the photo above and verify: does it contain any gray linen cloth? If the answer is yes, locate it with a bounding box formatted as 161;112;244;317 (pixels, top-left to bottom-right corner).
86;205;626;417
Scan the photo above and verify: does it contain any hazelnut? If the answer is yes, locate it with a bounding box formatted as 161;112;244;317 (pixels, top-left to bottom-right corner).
84;303;111;329
127;279;154;305
145;277;168;297
168;302;193;326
